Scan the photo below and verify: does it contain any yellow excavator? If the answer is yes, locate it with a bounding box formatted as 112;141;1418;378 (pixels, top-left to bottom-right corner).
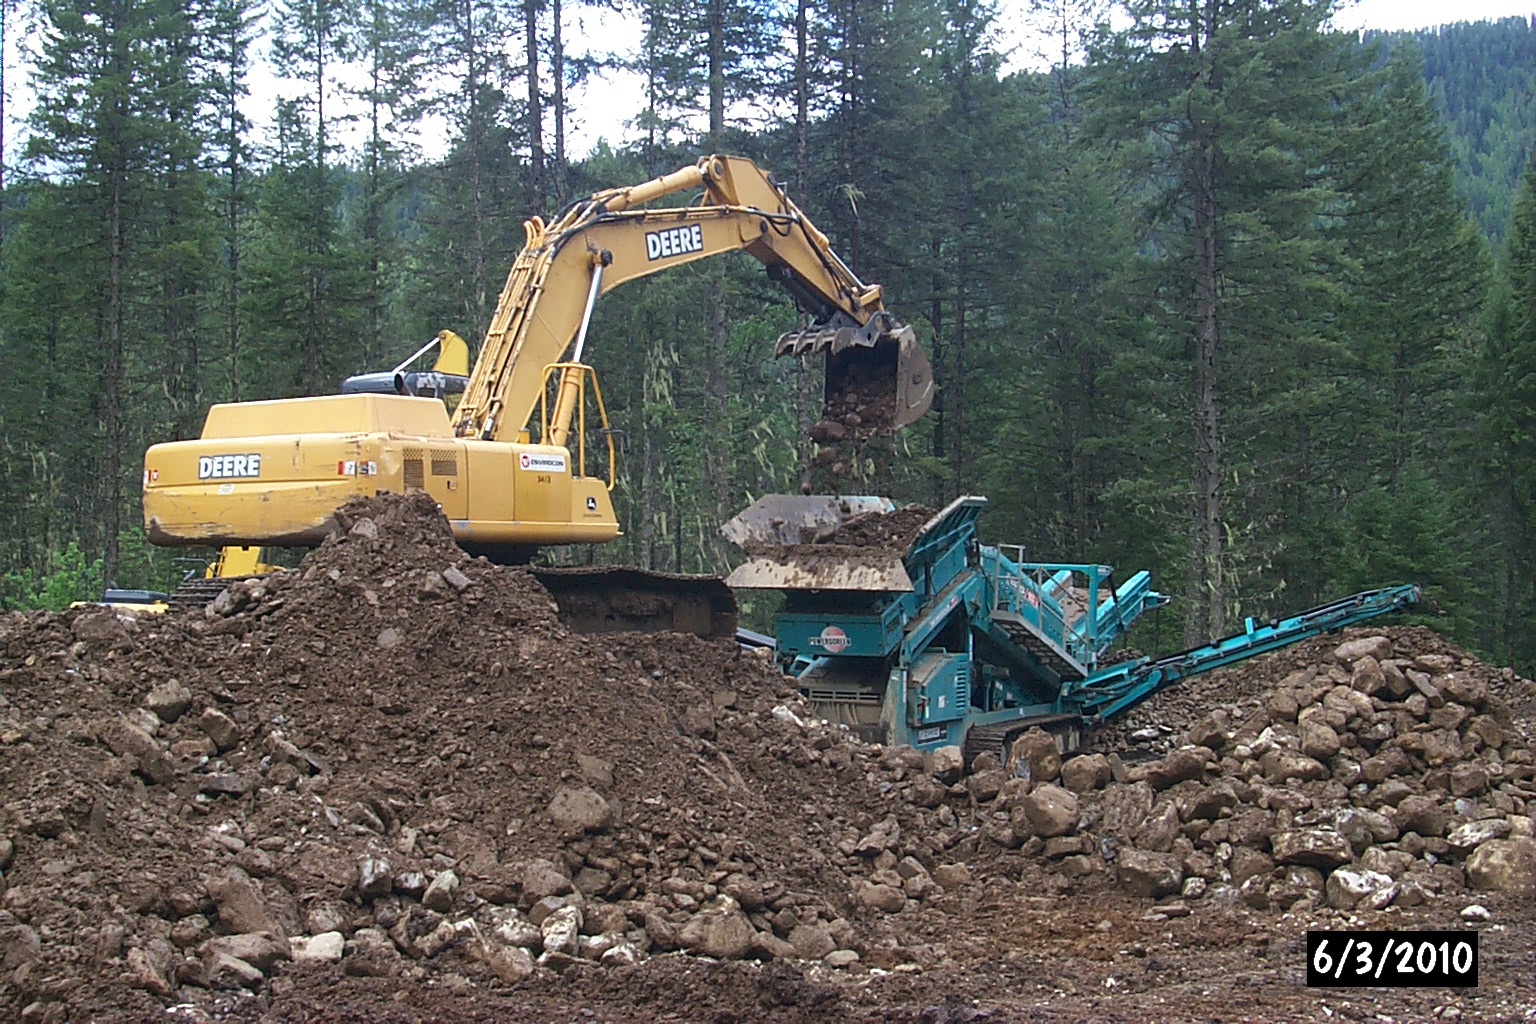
142;155;934;633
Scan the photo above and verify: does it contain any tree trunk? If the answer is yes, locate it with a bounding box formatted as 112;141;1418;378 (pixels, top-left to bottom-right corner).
366;34;382;366
551;0;564;201
1185;131;1223;644
103;151;124;585
525;0;544;211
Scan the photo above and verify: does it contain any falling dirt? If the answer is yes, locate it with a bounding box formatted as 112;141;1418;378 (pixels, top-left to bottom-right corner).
0;494;1532;1023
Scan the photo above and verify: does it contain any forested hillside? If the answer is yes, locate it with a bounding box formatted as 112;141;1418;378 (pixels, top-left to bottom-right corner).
0;0;1533;673
1379;17;1535;242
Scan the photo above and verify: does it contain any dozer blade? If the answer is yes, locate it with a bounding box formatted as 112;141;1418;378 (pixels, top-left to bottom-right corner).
776;312;934;437
531;566;739;638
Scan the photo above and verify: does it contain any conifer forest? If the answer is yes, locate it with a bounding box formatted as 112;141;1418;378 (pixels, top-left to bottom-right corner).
0;0;1533;672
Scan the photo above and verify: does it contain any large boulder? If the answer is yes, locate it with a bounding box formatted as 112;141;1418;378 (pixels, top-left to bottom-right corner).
145;679;194;723
787;923;835;960
203;933;291;972
1020;784;1079;838
1008;728;1062;784
205;869;281;936
1060;754;1111;793
1271;830;1353;870
1333;636;1391;665
1136;747;1213;791
1325;868;1395;910
1393;795;1448;838
1261;750;1331;784
1447;819;1512;852
1099;782;1153;838
929;745;965;784
1299;720;1341;761
1117;850;1183;899
678;904;756;960
856;884;908;914
1349;656;1387;695
1464;838;1536;893
522;858;574;901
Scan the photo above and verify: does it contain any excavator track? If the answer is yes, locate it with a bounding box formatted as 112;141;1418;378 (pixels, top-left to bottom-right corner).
963;715;1085;770
166;575;271;612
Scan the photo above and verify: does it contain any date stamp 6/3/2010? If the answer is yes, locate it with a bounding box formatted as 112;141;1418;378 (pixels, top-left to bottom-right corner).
1307;930;1478;987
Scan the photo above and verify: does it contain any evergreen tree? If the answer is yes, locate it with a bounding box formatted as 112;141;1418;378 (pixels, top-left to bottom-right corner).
1089;0;1368;642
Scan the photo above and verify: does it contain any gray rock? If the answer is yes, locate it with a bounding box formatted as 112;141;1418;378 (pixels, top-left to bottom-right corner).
855;816;901;856
1134;802;1181;853
470;938;534;982
678;905;756;959
206;868;281;935
1228;848;1274;886
966;768;1008;803
1448;819;1512;851
98;717;176;785
933;863;971;889
1060;754;1111;793
1268;865;1325;908
1299;720;1341;761
203;932;291;972
1333;636;1391;665
1325;868;1395;910
539;905;583;957
787;923;835;960
856;883;908;913
1271;830;1353;869
929;745;964;784
1117;850;1183;899
1350;656;1387;695
145;680;193;723
292;931;344;963
1393;795;1448;838
1465;837;1536;892
422;870;459;912
522;858;574;901
1137;747;1212;790
548;785;613;834
204;950;263;989
825;949;860;968
357;856;393;899
1021;784;1079;838
442;565;472;592
1008;728;1062;784
197;708;242;752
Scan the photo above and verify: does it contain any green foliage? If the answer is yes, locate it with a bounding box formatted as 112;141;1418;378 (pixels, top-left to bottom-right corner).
1;543;105;611
1;0;1534;676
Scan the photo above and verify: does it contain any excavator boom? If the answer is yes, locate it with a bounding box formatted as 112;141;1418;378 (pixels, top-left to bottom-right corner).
454;155;933;447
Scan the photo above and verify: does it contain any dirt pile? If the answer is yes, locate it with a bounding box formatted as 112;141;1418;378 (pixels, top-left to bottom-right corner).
0;494;961;1021
1;497;1532;1024
749;505;938;568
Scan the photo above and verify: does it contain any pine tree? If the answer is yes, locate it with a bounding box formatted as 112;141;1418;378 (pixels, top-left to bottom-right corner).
24;0;212;581
1089;0;1368;642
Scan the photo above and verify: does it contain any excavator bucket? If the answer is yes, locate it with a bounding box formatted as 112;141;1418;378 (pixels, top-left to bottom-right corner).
776;313;934;440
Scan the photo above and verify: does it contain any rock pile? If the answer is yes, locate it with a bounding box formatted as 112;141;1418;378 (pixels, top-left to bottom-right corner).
991;628;1536;914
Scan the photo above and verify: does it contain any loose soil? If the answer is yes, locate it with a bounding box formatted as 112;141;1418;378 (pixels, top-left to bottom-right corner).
0;494;1531;1023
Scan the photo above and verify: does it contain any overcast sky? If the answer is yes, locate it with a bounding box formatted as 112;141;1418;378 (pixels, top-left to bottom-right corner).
2;0;1532;166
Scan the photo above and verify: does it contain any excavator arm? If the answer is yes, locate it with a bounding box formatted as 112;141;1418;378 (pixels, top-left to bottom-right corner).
453;155;934;447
